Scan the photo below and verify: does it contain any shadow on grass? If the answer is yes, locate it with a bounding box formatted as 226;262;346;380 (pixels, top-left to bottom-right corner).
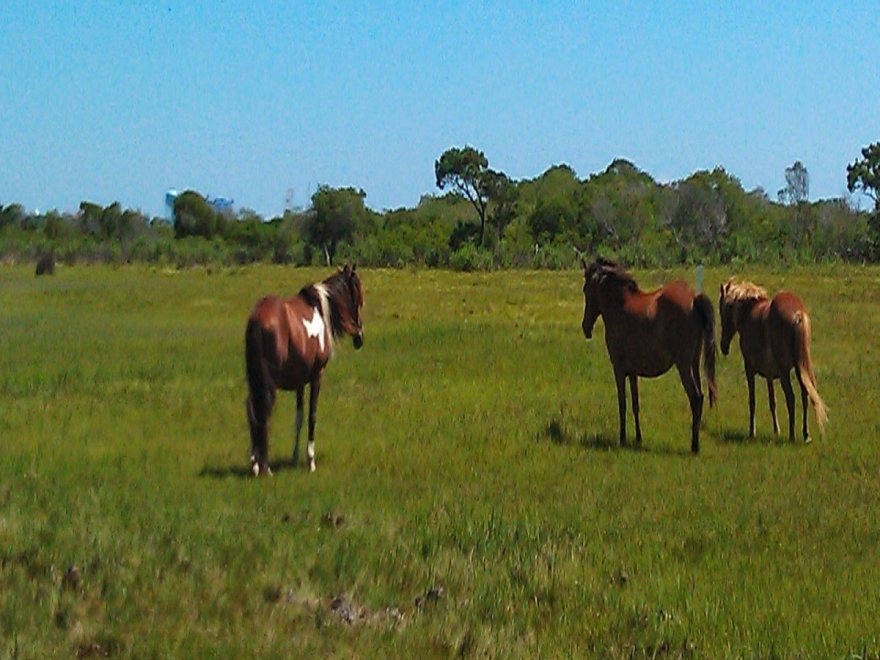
541;417;696;457
542;417;620;451
198;458;300;479
718;429;806;447
719;429;753;444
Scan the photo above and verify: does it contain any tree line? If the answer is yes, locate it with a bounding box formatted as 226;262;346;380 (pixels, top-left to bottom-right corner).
3;142;879;269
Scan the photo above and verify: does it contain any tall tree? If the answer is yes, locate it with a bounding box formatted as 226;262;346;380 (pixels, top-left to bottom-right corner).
847;142;880;256
777;161;813;248
847;142;880;211
435;146;492;246
304;185;368;264
173;190;226;239
778;161;809;205
485;170;517;243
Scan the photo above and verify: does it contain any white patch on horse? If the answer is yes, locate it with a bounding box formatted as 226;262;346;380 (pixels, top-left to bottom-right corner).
312;283;335;355
303;307;326;351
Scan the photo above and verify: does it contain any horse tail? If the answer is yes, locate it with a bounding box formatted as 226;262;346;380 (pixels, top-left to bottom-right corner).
694;293;718;407
246;317;274;421
794;311;828;434
245;317;275;470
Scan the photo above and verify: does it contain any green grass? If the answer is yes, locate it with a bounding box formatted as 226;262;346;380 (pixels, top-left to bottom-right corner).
1;263;879;657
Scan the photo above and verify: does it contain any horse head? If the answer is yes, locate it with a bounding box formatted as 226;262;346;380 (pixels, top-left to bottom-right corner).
581;257;635;339
718;282;735;356
581;258;613;339
342;264;364;349
718;278;766;356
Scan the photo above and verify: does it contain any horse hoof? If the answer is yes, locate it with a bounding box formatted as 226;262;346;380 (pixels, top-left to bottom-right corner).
251;462;260;477
308;462;316;473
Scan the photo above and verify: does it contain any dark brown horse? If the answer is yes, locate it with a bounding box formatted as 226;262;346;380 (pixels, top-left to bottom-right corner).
581;259;717;453
719;278;827;442
245;265;364;475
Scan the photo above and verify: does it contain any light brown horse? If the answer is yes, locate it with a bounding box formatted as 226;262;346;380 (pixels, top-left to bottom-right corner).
719;278;827;442
245;265;364;475
581;259;717;453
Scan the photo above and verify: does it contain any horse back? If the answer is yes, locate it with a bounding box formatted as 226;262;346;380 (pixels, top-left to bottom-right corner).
249;294;328;389
607;281;698;376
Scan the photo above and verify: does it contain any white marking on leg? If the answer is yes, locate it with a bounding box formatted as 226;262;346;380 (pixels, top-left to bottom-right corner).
307;441;316;472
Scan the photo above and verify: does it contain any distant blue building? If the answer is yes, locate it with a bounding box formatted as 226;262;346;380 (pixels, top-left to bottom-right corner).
165;190;178;223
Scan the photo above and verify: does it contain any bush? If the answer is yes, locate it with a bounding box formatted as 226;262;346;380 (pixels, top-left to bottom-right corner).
449;243;494;271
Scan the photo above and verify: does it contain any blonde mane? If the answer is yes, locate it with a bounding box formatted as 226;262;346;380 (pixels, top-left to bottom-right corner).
721;278;768;304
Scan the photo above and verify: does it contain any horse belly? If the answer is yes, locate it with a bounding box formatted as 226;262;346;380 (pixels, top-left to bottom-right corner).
274;355;316;390
636;354;674;378
609;341;673;378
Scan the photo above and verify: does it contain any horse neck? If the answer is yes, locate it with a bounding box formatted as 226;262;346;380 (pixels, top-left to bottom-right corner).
317;277;351;339
598;282;641;326
733;296;766;331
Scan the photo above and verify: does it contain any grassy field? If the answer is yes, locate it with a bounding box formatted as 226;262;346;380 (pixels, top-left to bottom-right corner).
1;263;879;657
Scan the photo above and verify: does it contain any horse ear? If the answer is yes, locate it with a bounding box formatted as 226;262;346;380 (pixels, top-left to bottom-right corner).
581;258;587;271
342;263;351;275
351;263;357;273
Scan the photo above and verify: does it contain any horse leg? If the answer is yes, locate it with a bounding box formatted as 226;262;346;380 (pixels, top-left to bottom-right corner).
246;388;275;477
794;368;811;443
614;368;627;447
292;387;304;464
677;361;703;454
629;375;642;446
307;373;323;472
767;378;780;436
779;371;796;442
745;368;756;437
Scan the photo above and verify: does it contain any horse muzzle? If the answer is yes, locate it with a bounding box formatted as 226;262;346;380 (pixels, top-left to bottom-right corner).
582;321;593;340
353;332;364;350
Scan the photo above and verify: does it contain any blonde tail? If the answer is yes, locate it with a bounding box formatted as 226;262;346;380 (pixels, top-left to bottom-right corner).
797;312;828;434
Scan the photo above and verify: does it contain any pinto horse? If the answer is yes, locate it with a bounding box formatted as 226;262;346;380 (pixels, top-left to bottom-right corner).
581;259;717;453
718;279;827;442
245;265;364;475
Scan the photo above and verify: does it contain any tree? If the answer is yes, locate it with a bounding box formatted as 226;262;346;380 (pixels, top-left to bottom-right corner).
99;202;122;240
173;190;225;239
527;197;576;244
0;203;26;230
485;170;517;243
667;170;730;260
435;146;492;246
847;142;880;257
304;185;368;264
847;143;880;210
778;160;809;205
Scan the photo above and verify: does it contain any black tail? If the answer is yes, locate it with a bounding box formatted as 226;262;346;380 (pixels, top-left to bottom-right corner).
694;293;718;407
245;318;274;471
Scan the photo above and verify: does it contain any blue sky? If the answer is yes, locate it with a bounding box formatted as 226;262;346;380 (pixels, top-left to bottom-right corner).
1;2;878;218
